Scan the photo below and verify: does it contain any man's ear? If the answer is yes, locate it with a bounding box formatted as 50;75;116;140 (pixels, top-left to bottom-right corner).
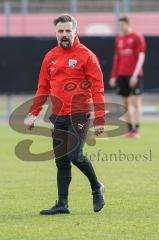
54;29;57;34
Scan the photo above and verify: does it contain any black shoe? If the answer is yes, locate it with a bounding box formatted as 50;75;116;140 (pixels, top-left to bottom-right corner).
92;183;105;212
40;201;70;215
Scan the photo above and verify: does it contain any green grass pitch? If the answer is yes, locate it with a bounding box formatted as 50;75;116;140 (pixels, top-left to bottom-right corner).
0;123;158;240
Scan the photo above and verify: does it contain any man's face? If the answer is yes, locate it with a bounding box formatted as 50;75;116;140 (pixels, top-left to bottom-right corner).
55;22;76;49
119;21;129;34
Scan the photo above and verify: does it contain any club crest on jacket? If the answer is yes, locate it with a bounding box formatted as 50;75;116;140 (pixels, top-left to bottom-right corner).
68;59;77;68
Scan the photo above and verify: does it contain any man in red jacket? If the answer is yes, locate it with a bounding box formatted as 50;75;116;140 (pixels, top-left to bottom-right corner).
25;14;105;215
109;16;146;138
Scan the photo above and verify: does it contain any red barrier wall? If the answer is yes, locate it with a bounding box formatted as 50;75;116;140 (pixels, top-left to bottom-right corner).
1;12;159;36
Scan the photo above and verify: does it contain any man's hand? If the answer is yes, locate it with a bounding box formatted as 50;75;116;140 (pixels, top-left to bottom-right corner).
109;77;117;88
24;113;37;130
129;76;138;88
94;125;104;136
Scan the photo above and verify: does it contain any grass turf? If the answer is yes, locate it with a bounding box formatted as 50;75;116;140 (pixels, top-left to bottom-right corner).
0;123;158;240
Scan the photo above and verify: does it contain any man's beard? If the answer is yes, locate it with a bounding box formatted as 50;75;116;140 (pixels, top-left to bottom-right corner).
59;37;72;49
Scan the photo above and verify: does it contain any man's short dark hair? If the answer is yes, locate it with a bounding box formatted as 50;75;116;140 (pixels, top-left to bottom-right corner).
53;14;77;29
118;16;130;24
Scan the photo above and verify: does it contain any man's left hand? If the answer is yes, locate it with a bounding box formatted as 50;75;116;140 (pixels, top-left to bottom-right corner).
95;125;104;136
129;76;138;88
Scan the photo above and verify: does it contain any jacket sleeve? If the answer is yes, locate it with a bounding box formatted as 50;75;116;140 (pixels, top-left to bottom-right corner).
85;54;106;126
29;55;51;116
111;37;120;79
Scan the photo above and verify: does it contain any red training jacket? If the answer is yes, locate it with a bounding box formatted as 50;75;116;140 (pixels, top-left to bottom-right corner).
29;36;105;126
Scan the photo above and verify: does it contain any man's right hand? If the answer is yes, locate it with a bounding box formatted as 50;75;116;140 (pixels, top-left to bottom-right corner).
24;113;37;130
109;78;117;88
94;125;104;136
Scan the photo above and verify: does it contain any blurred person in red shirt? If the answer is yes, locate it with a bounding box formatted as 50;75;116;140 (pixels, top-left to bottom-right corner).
109;16;146;138
25;14;105;215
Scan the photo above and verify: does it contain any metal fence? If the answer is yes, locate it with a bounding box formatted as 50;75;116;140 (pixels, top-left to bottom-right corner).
1;0;159;14
1;0;159;36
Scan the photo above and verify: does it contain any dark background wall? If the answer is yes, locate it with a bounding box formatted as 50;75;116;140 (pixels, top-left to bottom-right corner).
0;36;158;94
